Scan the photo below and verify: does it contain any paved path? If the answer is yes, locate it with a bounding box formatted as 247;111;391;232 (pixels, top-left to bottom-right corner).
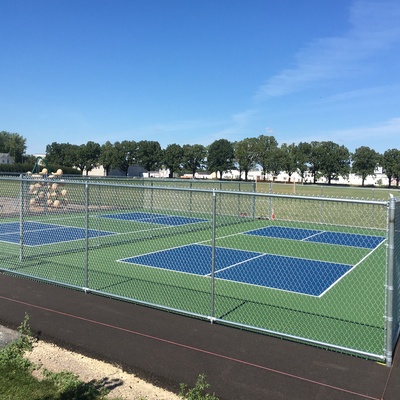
0;324;19;349
1;273;400;399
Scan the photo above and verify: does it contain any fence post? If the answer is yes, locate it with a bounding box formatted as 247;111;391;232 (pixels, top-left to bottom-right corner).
252;180;256;220
385;195;395;366
84;181;89;290
96;182;101;246
19;174;24;261
269;182;273;218
210;189;217;322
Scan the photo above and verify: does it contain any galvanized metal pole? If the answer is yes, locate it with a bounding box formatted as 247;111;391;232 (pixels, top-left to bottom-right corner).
385;195;395;366
19;175;24;261
252;181;256;220
84;181;89;290
210;189;217;322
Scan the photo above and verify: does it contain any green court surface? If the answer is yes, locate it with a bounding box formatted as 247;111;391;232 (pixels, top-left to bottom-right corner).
0;210;387;360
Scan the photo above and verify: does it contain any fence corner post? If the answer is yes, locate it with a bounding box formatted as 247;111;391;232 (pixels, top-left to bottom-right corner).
385;195;396;366
210;189;217;322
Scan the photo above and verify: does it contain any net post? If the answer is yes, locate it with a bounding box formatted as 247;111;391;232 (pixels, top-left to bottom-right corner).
385;195;395;366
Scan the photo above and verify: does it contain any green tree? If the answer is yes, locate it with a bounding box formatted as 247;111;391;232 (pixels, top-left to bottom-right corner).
0;131;27;163
111;140;137;176
74;141;101;175
254;135;279;181
98;141;114;176
207;139;234;180
279;143;298;183
23;154;37;166
269;146;285;181
382;149;400;188
163;143;184;178
293;142;312;182
308;141;328;183
351;146;380;186
319;141;350;184
63;144;80;169
46;142;64;165
137;140;162;173
182;144;206;177
234;138;257;181
46;142;77;167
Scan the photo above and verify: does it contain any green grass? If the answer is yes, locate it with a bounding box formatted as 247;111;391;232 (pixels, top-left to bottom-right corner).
179;374;219;400
0;315;115;400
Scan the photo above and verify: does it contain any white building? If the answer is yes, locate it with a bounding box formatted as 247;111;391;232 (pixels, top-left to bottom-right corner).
0;153;14;164
85;163;392;187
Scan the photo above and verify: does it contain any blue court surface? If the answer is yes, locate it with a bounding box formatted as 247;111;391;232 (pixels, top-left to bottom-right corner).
101;212;208;226
0;221;114;246
120;244;353;296
244;226;385;249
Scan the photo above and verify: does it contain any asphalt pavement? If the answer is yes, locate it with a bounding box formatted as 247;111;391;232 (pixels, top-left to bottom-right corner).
1;272;400;400
0;323;19;349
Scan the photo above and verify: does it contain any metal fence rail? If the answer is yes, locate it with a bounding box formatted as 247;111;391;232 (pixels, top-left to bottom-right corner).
0;175;397;364
56;176;257;192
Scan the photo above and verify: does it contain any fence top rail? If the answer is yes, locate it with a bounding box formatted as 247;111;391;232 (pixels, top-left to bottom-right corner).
249;191;388;206
2;175;388;206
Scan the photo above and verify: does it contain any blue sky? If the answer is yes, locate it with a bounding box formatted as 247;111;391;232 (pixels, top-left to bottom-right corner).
1;0;399;156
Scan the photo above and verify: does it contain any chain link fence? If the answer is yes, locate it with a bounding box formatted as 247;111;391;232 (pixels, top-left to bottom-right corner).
52;176;257;192
256;181;396;201
1;175;398;364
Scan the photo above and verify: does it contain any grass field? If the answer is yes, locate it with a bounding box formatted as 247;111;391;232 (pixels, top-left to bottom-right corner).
0;177;390;361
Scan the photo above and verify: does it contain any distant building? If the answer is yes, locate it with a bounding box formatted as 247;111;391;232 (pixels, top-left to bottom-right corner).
86;163;147;177
0;153;14;165
85;162;392;187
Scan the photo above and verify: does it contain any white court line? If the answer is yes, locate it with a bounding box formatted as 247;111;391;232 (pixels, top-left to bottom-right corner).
301;231;325;241
117;243;200;262
205;252;266;276
318;238;387;297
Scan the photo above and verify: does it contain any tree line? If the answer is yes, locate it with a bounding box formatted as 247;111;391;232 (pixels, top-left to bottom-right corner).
45;136;400;187
0;131;27;163
2;130;400;187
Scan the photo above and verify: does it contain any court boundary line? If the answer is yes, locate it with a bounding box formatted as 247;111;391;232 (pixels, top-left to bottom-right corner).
243;225;386;250
319;239;388;297
118;243;354;298
100;211;210;226
0;221;117;247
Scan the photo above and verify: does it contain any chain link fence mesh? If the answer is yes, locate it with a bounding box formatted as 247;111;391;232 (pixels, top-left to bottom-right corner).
0;175;395;363
256;181;392;201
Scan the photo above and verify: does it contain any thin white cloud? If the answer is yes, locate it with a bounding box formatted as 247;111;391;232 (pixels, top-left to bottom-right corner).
206;109;259;143
285;118;400;153
255;1;400;100
314;84;400;104
231;109;258;125
126;109;260;147
331;118;400;151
